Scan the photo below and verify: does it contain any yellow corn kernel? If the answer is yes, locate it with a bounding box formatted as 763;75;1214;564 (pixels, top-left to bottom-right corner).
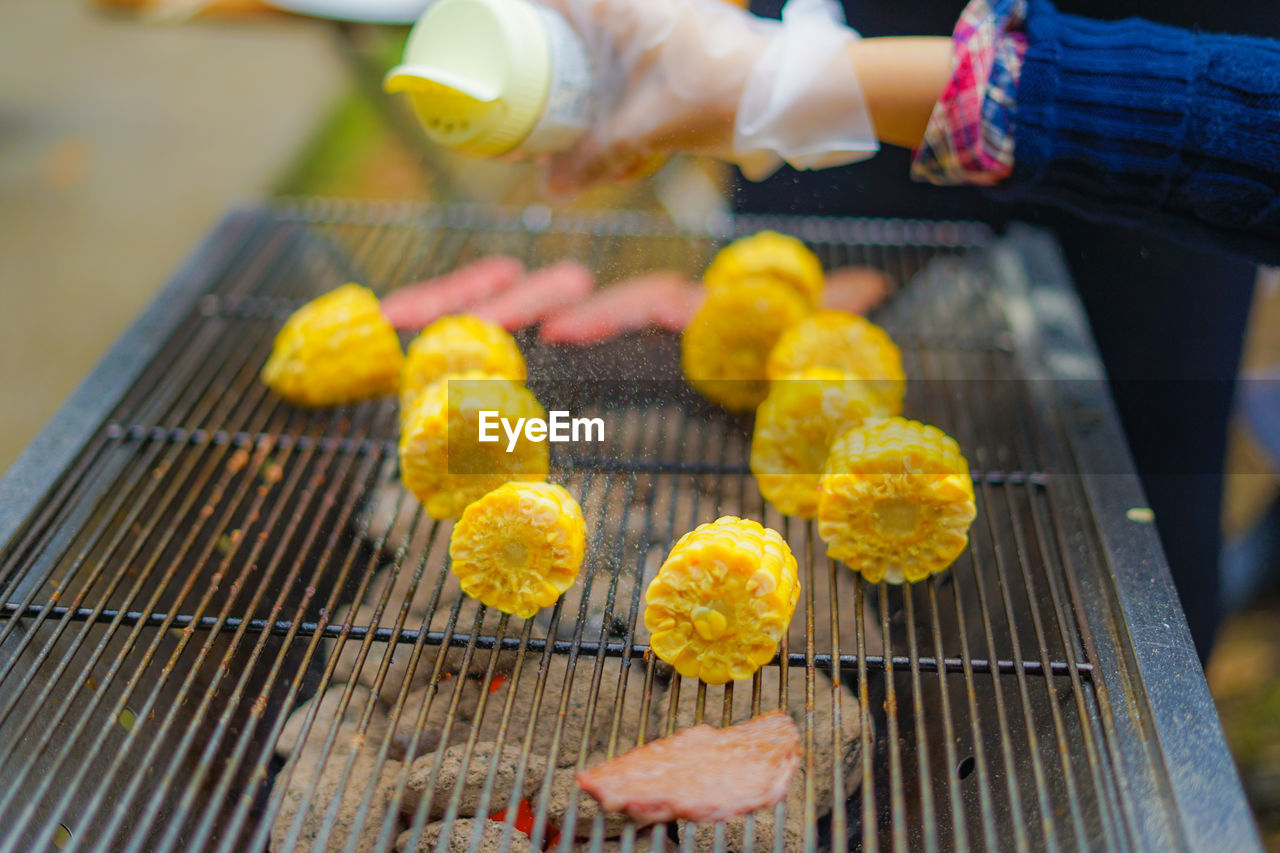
644;516;799;684
398;371;549;520
681;281;811;413
449;481;586;619
261;283;403;407
818;417;977;584
750;368;891;519
766;310;906;415
401;315;526;414
703;230;825;306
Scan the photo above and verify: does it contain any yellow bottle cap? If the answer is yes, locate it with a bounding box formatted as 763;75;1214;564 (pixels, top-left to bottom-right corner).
385;0;551;157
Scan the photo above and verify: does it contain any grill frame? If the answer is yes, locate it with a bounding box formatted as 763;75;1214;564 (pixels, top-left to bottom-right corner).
991;228;1259;852
0;201;1258;853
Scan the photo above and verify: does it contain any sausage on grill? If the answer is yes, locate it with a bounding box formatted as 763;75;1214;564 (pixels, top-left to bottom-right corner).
538;272;703;344
382;256;525;330
472;261;595;331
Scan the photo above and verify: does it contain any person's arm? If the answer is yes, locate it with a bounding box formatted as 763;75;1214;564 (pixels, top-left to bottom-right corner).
910;0;1280;262
540;0;949;195
541;0;1280;262
847;38;953;151
992;0;1280;263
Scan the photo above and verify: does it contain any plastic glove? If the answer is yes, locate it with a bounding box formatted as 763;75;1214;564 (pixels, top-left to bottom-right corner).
536;0;878;195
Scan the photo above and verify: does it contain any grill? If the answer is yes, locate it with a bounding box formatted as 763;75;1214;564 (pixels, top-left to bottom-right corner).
0;200;1257;853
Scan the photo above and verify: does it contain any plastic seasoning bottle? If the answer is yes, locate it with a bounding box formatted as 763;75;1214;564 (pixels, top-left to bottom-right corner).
383;0;595;158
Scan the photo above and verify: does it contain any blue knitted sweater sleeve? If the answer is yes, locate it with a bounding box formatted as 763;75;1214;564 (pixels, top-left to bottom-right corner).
996;0;1280;264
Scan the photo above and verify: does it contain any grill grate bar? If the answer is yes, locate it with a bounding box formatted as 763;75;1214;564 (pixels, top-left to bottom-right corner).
594;405;685;853
854;578;877;853
200;292;1015;352
0;604;1092;676
60;415;292;852
0;304;254;682
538;435;648;846
101;424;1054;484
150;417;396;853
0;435;173;729
952;318;1059;851
107;404;395;853
874;240;929;853
602;409;668;756
251;503;459;853
985;341;1095;851
902;584;940;853
240;459;411;853
879;582;909;852
894;250;1003;852
171;216;432;853
977;252;1109;850
222;481;442;853
917;250;1110;851
566;412;675;852
1026;483;1126;851
825;549;848;853
673;408;763;853
972;441;1059;851
400;373;608;850
0;226;312;844
924;577;968;852
488;390;624;851
21;225;355;850
1003;265;1139;853
2;230;319;853
270;198;995;250
1038;458;1143;852
403;229;637;853
0;432;120;600
105;423;394;456
563;401;725;853
0;224;269;594
0;418;261;836
800;522;820;853
931;280;1037;853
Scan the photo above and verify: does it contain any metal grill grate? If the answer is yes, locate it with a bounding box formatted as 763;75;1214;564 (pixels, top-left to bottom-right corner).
0;201;1254;853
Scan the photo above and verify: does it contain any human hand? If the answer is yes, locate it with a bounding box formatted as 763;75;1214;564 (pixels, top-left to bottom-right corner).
536;0;878;196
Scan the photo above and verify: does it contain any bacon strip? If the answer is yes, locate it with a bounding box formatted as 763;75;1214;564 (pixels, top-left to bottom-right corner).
471;260;595;331
381;256;524;330
575;710;801;824
539;271;704;344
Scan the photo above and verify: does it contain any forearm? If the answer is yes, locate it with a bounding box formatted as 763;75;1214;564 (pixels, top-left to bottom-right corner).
543;0;957;194
848;37;953;150
676;36;953;154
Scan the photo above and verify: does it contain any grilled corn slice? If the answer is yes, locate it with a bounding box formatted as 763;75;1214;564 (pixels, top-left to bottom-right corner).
818;417;976;584
681;281;811;413
398;371;549;519
766;310;906;414
401;315;526;413
644;516;799;684
449;481;586;618
750;368;891;519
704;230;825;306
261;283;403;407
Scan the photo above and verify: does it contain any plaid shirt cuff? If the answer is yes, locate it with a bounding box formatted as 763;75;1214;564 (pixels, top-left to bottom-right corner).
910;0;1028;186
